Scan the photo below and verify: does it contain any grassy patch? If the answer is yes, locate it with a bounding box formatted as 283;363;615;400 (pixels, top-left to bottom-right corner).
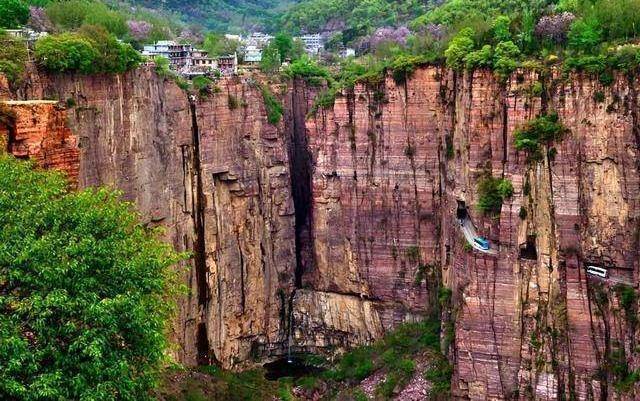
425;357;453;398
324;319;442;385
191;76;214;96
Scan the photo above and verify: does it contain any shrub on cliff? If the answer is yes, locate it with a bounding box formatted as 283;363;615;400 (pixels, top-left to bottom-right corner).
445;28;475;70
77;25;142;73
282;55;331;86
514;112;568;160
260;85;283;125
0;155;185;401
477;175;513;214
35;33;100;73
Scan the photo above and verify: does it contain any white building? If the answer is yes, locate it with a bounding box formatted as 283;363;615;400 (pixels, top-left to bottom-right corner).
244;32;274;48
5;28;48;45
298;34;323;55
243;45;262;64
339;47;356;58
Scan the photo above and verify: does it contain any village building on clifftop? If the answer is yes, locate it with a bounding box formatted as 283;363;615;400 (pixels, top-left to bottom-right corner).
142;40;237;77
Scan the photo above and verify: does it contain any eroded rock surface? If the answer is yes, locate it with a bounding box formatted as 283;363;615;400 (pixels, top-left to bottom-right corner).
3;66;640;399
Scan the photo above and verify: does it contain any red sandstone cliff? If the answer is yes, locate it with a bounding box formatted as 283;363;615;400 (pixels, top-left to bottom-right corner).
2;65;640;400
291;67;640;399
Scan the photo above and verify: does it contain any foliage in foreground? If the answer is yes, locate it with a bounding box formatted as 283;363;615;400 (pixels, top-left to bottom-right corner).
158;318;453;401
0;0;29;29
0;155;185;401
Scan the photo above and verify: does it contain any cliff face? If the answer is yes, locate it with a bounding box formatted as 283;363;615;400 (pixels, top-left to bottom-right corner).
2;66;640;399
294;67;640;399
3;70;298;369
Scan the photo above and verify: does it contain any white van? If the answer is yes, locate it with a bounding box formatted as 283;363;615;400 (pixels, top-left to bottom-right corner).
586;265;607;278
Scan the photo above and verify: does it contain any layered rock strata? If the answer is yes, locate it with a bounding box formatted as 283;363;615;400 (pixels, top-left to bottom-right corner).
2;65;640;400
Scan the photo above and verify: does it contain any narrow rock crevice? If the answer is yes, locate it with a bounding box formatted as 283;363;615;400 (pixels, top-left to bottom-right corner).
288;79;314;289
188;95;211;365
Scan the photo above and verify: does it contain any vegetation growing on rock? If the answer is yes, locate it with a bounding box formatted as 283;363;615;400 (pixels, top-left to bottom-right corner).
0;30;28;83
477;175;514;214
260;84;284;125
34;27;142;74
514;112;568;160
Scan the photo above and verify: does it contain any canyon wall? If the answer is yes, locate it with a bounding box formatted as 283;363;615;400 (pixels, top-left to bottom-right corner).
2;70;298;369
2;65;640;400
292;67;640;399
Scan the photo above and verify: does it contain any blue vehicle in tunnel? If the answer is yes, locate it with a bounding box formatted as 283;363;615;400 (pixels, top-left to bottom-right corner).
473;237;490;251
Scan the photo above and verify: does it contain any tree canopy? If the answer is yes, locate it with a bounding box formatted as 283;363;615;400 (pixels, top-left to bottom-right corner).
35;28;142;74
0;155;185;401
0;0;29;29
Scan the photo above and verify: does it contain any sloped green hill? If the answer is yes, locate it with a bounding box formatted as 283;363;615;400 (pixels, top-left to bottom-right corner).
130;0;297;32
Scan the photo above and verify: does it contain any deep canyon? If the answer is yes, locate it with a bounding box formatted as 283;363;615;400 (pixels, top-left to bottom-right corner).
1;65;639;400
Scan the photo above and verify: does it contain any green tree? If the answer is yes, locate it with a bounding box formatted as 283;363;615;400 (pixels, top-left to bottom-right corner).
568;18;602;54
202;33;239;57
464;44;493;70
493;40;520;78
78;25;142;73
35;29;141;74
35;33;99;73
0;0;29;29
84;5;128;37
291;38;306;60
260;43;281;74
0;30;28;83
45;0;93;31
445;28;475;70
491;15;512;42
273;32;294;62
0;155;185;401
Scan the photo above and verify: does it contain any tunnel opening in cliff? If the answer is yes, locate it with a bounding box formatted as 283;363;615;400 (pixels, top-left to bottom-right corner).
456;200;468;220
287;79;314;288
263;356;324;381
519;235;538;260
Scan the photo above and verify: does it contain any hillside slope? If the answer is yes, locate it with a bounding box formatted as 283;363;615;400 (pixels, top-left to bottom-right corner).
129;0;296;31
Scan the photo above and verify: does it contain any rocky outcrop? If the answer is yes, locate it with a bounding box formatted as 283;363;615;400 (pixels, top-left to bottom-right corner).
193;79;296;366
291;70;446;340
3;65;640;399
2;70;297;369
1;100;79;186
